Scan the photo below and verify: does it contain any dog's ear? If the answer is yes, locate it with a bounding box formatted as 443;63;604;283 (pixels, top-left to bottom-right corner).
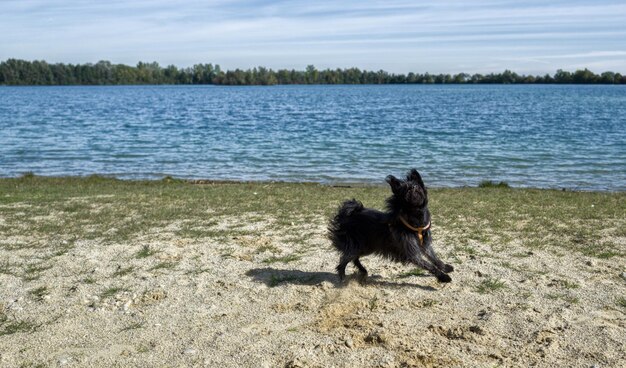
407;169;425;189
386;175;404;194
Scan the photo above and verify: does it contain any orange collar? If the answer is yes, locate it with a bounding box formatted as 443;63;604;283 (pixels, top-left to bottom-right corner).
399;216;431;246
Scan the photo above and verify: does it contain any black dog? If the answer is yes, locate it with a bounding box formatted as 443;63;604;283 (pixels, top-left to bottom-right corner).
328;169;453;283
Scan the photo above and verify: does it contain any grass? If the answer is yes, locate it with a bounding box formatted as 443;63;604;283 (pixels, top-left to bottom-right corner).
398;268;426;278
0;176;624;269
28;286;49;301
135;245;157;259
82;276;96;284
137;345;152;353
0;261;16;276
617;297;626;309
113;266;135;277
555;279;580;289
256;244;281;254
478;180;510;188
476;278;507;293
589;250;620;259
149;261;178;271
452;245;477;256
263;254;302;264
0;320;39;337
100;286;127;299
369;296;379;311
546;293;579;304
21;263;53;281
563;296;579;304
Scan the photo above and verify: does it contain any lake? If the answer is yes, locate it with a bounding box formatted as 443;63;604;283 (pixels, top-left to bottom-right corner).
0;84;624;190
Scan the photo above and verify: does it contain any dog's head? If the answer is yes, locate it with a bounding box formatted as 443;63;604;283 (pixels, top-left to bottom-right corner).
387;169;432;246
386;169;428;208
386;169;431;231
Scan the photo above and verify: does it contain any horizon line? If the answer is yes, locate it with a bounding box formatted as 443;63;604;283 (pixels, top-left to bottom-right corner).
2;58;626;76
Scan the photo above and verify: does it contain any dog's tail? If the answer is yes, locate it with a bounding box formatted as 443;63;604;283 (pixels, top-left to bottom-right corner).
328;199;364;252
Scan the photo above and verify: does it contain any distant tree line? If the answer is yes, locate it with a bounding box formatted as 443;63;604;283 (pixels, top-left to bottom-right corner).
1;59;625;85
0;59;219;85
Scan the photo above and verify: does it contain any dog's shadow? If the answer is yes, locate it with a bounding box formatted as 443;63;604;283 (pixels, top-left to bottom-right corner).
246;267;436;291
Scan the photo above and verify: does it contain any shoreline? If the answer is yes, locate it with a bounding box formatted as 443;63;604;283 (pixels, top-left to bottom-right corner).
4;83;626;87
2;174;623;193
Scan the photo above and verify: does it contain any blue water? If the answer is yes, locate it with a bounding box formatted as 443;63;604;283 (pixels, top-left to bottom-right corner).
0;85;625;190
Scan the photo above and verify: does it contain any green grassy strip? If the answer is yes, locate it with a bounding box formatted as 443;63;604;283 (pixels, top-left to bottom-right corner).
0;175;624;258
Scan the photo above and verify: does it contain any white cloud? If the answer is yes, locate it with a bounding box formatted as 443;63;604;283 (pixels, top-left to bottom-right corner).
1;0;625;73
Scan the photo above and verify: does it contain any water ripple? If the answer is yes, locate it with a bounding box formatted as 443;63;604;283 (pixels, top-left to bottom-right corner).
0;85;625;191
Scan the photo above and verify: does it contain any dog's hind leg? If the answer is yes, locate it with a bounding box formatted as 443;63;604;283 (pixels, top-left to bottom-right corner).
422;244;454;273
353;258;368;285
336;255;352;281
411;257;451;283
353;258;368;274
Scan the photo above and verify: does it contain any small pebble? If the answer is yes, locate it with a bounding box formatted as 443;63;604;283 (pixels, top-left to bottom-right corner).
183;348;197;355
319;281;333;290
344;338;354;348
58;356;71;365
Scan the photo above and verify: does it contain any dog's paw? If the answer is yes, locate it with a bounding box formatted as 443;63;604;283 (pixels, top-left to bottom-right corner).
357;273;368;286
443;264;454;273
437;274;452;283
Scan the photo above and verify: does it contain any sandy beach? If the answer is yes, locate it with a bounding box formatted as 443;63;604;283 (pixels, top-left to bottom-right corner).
0;178;624;367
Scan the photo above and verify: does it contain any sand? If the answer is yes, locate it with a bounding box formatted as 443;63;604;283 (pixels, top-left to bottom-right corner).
1;213;625;368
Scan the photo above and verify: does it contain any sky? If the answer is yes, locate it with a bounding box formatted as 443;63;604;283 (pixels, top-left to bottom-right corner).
2;0;626;74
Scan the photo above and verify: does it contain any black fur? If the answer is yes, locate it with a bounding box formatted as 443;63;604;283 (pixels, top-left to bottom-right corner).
328;169;454;284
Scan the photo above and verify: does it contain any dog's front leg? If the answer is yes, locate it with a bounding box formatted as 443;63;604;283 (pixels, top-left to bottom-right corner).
411;256;452;283
422;243;454;273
